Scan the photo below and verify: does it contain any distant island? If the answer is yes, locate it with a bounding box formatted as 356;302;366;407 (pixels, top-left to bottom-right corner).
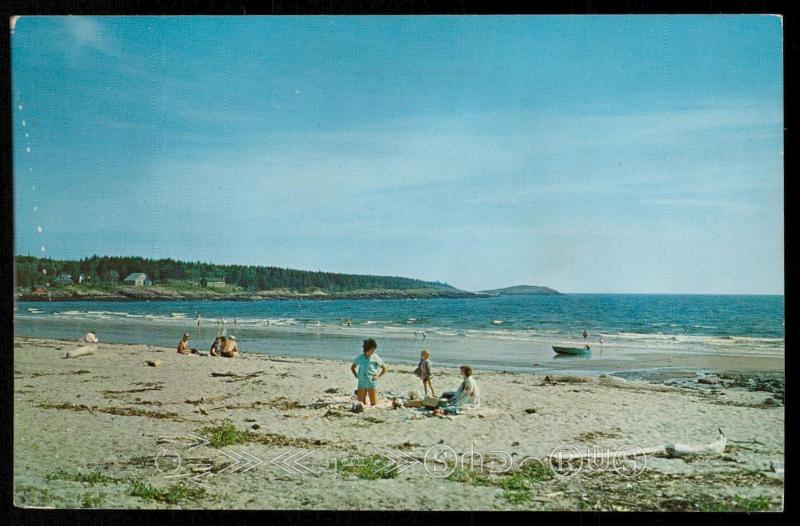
13;255;481;302
480;285;562;296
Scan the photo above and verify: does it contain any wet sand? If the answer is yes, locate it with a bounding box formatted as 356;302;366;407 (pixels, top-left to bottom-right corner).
13;337;784;511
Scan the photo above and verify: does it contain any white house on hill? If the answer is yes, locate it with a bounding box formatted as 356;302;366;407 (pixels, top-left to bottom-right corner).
123;273;152;286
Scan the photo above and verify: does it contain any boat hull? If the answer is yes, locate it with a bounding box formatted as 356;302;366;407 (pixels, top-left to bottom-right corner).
552;345;591;355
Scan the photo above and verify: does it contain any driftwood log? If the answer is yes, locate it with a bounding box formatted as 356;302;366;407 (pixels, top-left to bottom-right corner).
547;428;726;461
64;345;96;358
665;428;726;458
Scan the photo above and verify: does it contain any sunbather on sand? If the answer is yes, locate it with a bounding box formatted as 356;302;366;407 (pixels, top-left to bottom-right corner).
177;333;195;355
78;331;98;344
220;335;240;358
441;365;480;408
350;338;387;406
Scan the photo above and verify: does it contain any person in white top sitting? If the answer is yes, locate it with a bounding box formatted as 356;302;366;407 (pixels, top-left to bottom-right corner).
78;331;98;344
442;365;480;408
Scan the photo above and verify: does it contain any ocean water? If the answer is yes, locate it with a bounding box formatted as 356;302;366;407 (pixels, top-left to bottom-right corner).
14;294;784;373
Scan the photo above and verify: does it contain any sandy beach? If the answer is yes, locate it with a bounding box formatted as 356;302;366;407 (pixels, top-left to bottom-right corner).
13;337;784;511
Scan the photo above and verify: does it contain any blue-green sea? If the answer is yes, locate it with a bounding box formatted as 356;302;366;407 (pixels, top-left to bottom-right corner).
14;294;784;373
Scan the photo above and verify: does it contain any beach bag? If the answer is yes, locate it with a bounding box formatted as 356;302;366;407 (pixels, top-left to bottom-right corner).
414;362;423;377
422;396;440;409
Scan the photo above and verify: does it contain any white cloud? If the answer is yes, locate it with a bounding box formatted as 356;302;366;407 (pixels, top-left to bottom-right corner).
59;17;156;82
63;16;109;52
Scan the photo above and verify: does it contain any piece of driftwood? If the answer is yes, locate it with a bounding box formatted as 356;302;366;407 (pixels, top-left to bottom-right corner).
546;429;726;462
64;345;96;358
665;428;726;458
548;445;665;462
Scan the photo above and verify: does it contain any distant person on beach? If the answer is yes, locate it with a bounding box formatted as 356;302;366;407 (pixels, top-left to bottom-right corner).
350;338;387;406
441;365;480;408
78;331;98;344
177;333;198;355
209;336;223;357
415;349;435;396
220;335;240;358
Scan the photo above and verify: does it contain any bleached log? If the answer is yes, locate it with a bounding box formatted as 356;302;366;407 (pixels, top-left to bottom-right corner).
665;428;726;458
64;345;96;358
548;446;665;462
546;429;727;462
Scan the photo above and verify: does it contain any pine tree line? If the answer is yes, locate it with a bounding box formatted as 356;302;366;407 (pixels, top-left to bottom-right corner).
14;255;456;293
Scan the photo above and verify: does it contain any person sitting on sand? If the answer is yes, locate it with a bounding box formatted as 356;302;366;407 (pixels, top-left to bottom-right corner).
441;365;480;408
220;335;240;358
177;333;192;355
209;336;223;357
415;349;435;396
78;331;98;344
350;338;387;406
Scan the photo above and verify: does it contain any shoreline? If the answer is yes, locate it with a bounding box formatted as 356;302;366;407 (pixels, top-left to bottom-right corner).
13;326;786;378
15;289;497;302
13;336;784;510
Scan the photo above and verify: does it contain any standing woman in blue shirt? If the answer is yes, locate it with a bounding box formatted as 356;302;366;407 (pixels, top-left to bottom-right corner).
350;338;387;406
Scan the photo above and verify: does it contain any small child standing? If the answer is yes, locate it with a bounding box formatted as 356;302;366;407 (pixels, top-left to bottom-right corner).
415;349;435;397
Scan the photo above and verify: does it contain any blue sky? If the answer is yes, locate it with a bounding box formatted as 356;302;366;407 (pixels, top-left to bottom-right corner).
12;16;783;293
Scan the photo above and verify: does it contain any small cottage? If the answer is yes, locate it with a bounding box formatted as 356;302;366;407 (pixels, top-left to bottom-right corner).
123;273;151;286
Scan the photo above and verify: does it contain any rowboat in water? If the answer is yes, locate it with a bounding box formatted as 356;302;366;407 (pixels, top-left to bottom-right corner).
552;345;591;355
